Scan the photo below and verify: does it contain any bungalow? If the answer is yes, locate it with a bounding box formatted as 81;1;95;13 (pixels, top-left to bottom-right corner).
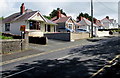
2;3;57;37
50;8;76;32
101;16;118;29
94;20;104;29
77;17;97;36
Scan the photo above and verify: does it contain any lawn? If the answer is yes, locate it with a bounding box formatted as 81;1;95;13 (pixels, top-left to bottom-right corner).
0;35;13;39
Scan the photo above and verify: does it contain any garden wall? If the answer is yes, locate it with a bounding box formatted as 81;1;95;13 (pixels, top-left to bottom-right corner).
44;32;89;41
1;39;28;54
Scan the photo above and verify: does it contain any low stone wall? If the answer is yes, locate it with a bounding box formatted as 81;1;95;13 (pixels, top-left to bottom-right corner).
44;33;70;41
71;33;89;41
44;32;89;41
1;39;27;54
96;31;110;37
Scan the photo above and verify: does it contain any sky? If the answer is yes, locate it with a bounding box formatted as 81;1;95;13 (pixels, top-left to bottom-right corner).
0;0;119;22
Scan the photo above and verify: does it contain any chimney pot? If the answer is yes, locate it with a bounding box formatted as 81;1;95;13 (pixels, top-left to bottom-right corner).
20;3;25;15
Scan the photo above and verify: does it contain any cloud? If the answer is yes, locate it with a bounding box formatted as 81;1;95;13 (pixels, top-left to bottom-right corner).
4;0;120;2
0;1;118;22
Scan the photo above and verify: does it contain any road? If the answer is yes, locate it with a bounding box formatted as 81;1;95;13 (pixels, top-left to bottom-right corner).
1;36;120;78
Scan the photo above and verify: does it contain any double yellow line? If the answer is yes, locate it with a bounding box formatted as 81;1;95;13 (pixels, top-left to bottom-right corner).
90;54;120;78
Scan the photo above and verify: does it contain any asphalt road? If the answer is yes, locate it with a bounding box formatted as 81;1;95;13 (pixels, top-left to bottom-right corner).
1;36;120;78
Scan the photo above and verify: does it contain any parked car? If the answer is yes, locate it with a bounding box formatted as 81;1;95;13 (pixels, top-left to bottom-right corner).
58;28;74;32
75;29;88;33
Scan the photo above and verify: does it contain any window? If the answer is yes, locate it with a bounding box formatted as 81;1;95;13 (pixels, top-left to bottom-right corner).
68;23;73;29
5;23;10;31
29;21;40;30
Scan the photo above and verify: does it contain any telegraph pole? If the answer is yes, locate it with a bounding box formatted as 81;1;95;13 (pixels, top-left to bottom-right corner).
91;0;94;38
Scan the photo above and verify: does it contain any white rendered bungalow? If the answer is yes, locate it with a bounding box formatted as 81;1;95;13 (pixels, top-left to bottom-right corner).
101;16;118;29
2;3;57;37
78;17;97;36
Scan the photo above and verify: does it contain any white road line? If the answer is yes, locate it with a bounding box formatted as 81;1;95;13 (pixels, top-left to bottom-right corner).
57;55;71;60
0;44;82;66
3;67;35;78
3;53;80;78
90;54;120;78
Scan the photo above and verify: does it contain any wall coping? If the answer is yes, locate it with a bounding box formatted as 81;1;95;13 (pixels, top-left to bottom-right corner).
0;39;24;42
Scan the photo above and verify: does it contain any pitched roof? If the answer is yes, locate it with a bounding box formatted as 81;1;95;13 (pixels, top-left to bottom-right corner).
52;17;71;23
3;11;38;23
95;20;104;27
45;18;57;25
3;10;56;25
79;17;97;27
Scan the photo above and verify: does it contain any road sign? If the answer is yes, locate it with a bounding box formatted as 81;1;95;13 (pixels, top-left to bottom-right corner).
20;25;26;31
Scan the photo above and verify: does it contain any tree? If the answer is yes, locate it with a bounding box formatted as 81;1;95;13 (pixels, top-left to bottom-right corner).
49;8;67;18
83;13;89;19
43;15;51;20
76;12;96;22
0;16;4;20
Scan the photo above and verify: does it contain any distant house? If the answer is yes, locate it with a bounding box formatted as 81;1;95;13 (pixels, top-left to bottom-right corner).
94;20;104;29
78;17;97;35
2;3;57;37
101;16;118;29
50;8;75;32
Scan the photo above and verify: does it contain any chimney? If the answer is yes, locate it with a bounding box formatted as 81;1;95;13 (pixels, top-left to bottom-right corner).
94;18;97;23
57;8;61;19
20;3;25;15
79;16;83;21
106;16;109;19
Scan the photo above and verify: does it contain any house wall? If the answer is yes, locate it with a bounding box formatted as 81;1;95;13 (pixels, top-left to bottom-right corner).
56;23;65;31
40;22;45;32
66;19;75;30
3;21;27;35
29;13;44;21
50;25;55;32
79;25;88;31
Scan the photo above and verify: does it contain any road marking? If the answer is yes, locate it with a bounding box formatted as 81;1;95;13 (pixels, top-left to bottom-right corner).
0;44;82;66
3;67;35;78
2;50;80;78
90;54;120;78
57;55;71;60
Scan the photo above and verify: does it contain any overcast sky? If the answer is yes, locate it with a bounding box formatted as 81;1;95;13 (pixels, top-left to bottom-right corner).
0;0;119;21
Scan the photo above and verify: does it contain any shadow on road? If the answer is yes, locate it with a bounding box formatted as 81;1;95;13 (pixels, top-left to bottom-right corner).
2;37;120;78
2;58;93;78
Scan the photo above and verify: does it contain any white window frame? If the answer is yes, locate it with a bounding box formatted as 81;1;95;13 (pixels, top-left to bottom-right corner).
68;23;73;29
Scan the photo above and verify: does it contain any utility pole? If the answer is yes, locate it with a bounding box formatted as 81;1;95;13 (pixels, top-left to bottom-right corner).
91;0;94;38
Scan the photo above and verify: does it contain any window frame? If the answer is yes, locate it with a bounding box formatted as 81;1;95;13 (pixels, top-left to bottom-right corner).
5;23;10;31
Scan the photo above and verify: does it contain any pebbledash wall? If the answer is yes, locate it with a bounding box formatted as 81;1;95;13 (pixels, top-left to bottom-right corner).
1;39;28;54
44;32;89;41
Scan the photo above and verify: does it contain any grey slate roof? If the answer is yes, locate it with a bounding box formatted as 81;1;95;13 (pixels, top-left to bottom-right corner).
3;10;57;25
3;11;37;23
45;18;57;25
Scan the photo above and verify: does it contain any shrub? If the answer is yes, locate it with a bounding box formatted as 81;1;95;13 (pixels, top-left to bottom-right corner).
0;35;13;39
